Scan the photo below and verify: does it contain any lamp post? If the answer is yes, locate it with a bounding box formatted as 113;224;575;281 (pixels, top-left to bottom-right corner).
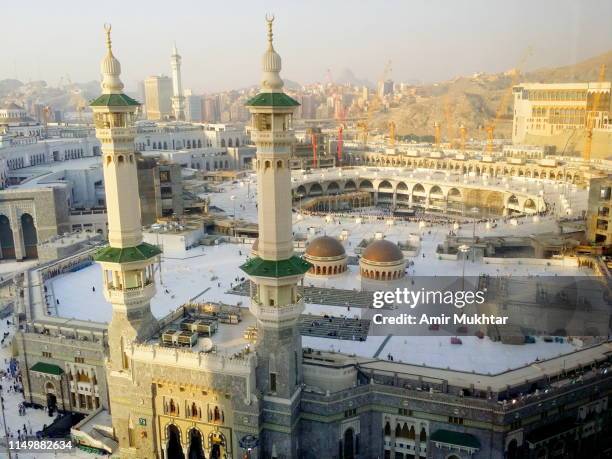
470;206;479;262
230;195;236;237
239;434;259;459
458;244;470;292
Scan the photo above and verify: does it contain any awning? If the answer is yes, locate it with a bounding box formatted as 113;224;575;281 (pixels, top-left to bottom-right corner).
30;362;64;376
430;429;481;450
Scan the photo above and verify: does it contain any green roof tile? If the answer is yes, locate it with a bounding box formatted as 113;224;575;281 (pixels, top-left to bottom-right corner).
240;255;311;278
94;242;162;264
430;430;481;449
31;362;64;376
90;93;140;107
245;92;300;107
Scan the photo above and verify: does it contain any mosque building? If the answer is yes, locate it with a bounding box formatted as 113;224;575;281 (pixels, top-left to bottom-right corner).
17;17;609;459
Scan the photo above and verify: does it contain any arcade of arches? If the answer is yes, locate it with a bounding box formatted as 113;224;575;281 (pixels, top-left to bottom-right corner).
0;211;38;260
164;424;228;459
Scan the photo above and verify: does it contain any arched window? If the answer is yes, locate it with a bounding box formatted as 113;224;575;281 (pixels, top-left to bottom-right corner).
221;139;226;148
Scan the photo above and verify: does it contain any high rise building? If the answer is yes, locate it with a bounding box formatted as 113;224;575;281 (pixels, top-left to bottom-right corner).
144;75;173;120
378;79;394;98
512;82;611;157
89;24;161;450
184;89;203;122
170;43;186;121
203;96;220;122
239;16;310;456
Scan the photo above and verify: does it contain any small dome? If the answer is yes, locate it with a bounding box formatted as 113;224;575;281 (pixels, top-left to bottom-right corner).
362;240;403;263
305;236;345;259
262;49;281;74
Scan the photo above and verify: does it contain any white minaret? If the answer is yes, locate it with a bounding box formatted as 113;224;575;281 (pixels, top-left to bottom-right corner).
170;43;185;121
240;16;309;457
90;25;160;371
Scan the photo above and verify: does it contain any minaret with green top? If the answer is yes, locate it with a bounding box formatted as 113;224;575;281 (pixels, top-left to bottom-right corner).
240;16;310;457
90;25;161;372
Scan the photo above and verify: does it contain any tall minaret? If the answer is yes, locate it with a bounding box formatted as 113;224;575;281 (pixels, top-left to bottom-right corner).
90;25;161;372
241;16;310;457
170;43;185;121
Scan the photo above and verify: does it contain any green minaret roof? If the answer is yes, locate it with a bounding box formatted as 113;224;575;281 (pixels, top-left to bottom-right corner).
90;93;140;107
94;242;161;263
245;92;300;107
240;255;311;278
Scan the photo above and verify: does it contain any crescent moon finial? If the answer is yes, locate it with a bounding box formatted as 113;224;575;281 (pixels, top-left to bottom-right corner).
103;23;112;52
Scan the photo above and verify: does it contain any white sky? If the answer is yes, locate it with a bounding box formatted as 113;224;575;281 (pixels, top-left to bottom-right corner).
2;0;612;92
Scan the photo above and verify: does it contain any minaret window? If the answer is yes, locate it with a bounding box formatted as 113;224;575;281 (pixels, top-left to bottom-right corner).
264;160;271;171
118;155;124;163
270;373;277;393
277;160;283;169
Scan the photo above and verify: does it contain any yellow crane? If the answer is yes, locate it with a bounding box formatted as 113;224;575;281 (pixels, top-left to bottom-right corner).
433;121;441;147
486;47;533;152
388;121;396;147
459;124;467;150
583;64;607;161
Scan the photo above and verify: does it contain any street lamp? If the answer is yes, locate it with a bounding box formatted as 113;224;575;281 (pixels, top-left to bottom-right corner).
239;434;259;459
470;206;479;258
458;244;470;292
230;195;237;237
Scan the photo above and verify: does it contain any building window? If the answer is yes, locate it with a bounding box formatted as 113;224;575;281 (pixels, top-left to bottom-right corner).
42;351;52;358
75;357;85;363
449;416;464;425
398;408;412;416
270;373;277;393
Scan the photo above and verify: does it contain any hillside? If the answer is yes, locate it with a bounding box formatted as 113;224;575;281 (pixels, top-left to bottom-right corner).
372;50;612;140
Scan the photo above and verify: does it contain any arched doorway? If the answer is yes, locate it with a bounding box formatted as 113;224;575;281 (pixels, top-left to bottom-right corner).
188;429;206;459
208;432;226;459
343;428;354;459
507;439;519;459
0;215;15;259
167;424;185;459
21;213;38;258
45;381;57;416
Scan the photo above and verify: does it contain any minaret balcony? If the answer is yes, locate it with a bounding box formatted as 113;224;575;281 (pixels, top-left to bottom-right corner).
94;126;137;142
250;296;304;327
251;130;294;145
104;282;156;305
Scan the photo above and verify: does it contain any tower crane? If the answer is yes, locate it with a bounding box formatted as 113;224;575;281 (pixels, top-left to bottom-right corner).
459;124;468;150
583;64;607;161
486;47;533;152
388;121;396;148
433;121;441;147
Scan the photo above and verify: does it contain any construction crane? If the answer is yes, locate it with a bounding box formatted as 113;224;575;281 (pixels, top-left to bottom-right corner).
443;95;454;145
388;121;396;148
583;64;607;161
486;47;533;152
433;121;441;147
459;124;468;150
311;132;318;168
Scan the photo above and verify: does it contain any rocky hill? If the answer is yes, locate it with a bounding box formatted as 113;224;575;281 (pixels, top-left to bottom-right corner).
371;50;612;140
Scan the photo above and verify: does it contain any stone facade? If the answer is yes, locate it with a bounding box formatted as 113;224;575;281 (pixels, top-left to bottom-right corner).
0;187;70;260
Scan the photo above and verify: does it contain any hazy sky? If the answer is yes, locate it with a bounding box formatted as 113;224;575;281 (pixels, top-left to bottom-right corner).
3;0;612;93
